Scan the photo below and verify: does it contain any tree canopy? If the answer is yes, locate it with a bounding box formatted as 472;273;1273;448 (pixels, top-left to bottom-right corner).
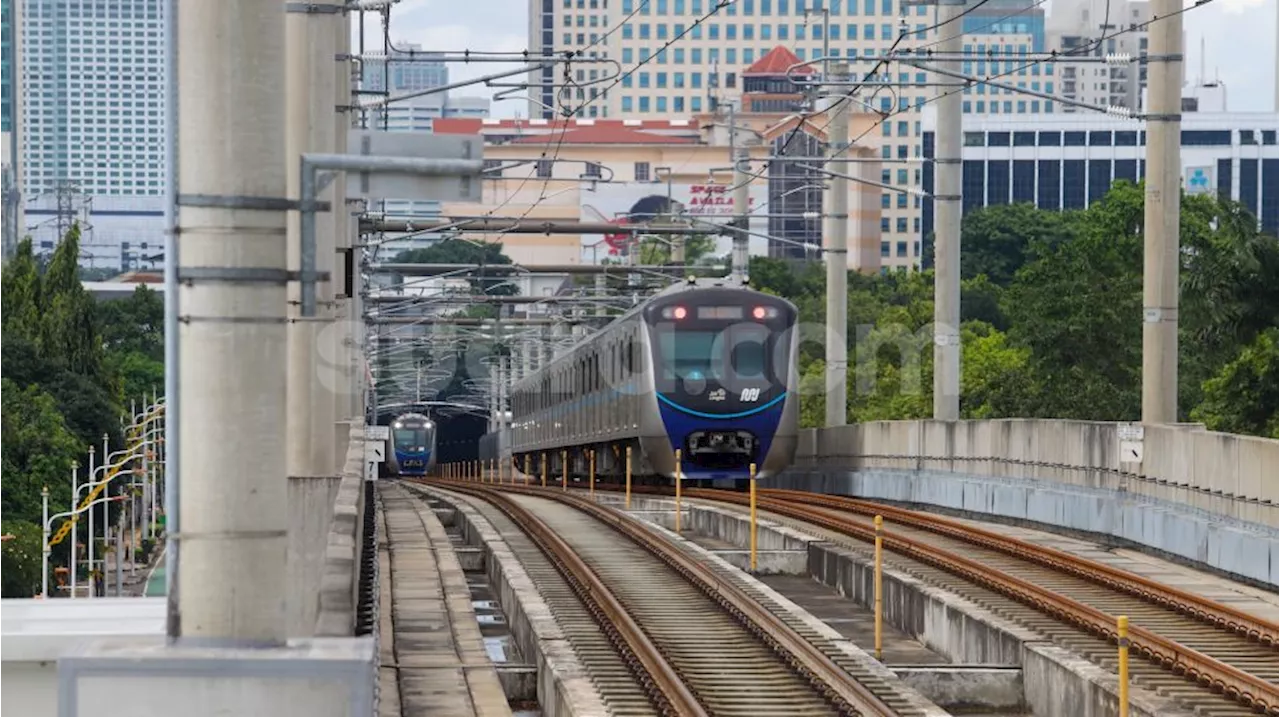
752;181;1277;437
393;238;517;297
1;229;165;596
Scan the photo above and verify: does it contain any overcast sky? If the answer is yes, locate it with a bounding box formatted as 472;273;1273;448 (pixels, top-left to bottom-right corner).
362;0;1279;117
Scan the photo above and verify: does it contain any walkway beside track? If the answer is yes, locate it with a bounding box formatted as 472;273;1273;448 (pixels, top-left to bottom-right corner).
378;482;511;717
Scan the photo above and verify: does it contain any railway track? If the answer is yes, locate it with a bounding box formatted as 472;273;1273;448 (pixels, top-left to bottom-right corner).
410;479;915;717
657;486;1280;716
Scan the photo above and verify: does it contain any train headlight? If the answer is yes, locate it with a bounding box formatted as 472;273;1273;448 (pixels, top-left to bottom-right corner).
753;306;778;320
662;306;688;320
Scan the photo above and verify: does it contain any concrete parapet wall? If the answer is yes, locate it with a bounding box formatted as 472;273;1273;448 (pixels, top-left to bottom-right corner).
313;427;367;637
774;468;1279;587
794;420;1278;527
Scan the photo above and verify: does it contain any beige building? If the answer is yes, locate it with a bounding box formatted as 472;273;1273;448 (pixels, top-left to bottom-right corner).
432;108;886;272
1047;0;1152;113
528;0;943;267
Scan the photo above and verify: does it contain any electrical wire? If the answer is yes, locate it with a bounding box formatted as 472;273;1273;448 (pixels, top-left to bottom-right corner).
469;0;736;251
719;0;994;197
851;0;1221;151
367;0;735;398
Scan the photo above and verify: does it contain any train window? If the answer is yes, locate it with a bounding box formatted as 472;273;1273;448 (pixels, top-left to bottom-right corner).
657;329;723;380
730;327;769;379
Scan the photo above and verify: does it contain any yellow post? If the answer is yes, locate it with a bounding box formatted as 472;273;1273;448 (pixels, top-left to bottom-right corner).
874;515;884;661
561;450;568;491
625;446;633;511
541;453;547;488
674;448;682;534
589;450;596;498
524;455;531;485
1118;616;1130;717
749;463;758;573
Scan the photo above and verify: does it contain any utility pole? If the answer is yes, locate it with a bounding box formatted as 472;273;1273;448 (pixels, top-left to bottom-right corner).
823;63;851;428
177;0;288;642
1142;0;1183;424
729;101;750;283
932;1;964;421
285;0;340;509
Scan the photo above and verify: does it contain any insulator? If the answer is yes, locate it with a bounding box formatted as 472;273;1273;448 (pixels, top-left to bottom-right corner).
1105;53;1134;65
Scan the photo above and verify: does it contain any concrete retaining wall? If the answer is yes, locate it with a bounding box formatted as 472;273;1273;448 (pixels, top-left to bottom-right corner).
794;420;1278;527
313;426;368;637
772;467;1279;587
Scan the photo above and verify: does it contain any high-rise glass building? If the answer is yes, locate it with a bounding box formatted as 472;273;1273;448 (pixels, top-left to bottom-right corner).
22;0;166;197
2;0;16;134
20;0;167;268
361;43;448;93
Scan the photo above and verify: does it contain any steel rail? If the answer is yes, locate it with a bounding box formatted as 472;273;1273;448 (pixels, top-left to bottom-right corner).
678;488;1279;716
764;489;1280;647
440;480;900;717
439;481;707;717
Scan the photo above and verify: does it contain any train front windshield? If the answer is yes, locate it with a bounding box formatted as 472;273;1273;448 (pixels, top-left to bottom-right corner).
393;428;428;454
655;325;773;384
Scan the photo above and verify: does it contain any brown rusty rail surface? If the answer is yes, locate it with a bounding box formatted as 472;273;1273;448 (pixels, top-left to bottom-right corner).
676;487;1280;716
438;481;706;716
430;479;901;717
765;489;1280;646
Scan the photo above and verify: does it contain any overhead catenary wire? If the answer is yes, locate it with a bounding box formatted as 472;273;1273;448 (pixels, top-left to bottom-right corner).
725;0;1214;202
716;0;993;197
366;1;736;405
857;0;1220;146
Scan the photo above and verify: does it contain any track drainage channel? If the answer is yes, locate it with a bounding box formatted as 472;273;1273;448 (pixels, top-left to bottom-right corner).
438;500;541;714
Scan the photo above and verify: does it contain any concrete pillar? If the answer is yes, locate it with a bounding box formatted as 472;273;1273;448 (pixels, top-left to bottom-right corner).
177;0;289;644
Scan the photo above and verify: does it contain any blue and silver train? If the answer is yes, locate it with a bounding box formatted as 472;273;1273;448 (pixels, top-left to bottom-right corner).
509;277;800;484
385;413;437;477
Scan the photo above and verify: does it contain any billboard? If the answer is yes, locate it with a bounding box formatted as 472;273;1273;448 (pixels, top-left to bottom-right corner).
578;181;770;261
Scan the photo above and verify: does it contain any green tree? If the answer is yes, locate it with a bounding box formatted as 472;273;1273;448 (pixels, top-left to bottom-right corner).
393;239;517;297
960;322;1034;418
41;225;108;382
1;239;44;341
1190;328;1278;438
1001;184;1144;420
97;285;165;363
1;520;45;598
1;379;83;527
932;203;1080;286
634;233;717;265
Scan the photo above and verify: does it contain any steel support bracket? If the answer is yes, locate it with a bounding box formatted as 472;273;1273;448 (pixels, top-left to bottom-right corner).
176;194;330;212
285;2;345;13
177;267;333;283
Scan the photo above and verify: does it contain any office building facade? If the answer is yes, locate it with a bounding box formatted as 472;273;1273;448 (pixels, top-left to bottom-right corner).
2;0;16;134
920;112;1280;261
361;43;448;94
530;1;1072;269
431;115;884;269
1047;0;1151;113
19;0;167;267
